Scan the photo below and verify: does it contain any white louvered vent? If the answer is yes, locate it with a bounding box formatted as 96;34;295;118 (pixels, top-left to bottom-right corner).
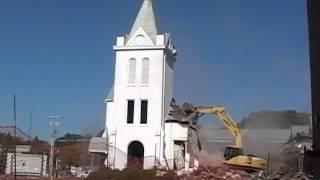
141;58;149;84
128;58;136;84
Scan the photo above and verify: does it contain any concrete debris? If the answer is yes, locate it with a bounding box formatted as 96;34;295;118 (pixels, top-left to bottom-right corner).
176;166;310;180
267;167;311;180
177;166;261;180
167;100;198;124
167;99;202;154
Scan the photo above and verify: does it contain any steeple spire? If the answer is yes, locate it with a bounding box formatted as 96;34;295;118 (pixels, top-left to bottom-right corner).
129;0;158;42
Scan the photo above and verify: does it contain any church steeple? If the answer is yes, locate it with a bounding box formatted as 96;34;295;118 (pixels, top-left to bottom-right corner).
104;0;185;171
129;0;158;43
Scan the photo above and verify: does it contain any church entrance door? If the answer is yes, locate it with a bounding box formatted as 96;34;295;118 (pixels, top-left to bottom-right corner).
127;141;144;169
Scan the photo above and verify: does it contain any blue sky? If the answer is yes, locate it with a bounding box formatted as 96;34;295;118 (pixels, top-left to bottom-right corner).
0;0;310;140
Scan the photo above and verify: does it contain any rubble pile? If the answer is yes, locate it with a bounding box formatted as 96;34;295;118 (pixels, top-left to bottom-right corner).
177;166;311;180
177;166;262;180
267;168;310;180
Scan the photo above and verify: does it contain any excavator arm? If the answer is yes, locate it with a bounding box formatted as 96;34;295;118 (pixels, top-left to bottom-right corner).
194;106;242;147
192;105;266;171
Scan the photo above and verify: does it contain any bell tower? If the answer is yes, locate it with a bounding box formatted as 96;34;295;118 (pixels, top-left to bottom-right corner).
105;0;177;169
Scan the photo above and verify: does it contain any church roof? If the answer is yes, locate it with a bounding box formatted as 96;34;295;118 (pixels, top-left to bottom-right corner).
129;0;158;43
106;85;114;101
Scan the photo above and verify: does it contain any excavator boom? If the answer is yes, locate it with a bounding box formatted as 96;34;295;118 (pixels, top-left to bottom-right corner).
195;106;242;147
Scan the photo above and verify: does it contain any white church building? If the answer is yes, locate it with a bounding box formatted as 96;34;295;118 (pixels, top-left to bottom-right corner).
89;0;199;172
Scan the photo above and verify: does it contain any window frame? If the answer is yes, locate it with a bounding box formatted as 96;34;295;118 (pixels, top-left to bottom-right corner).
128;58;136;84
140;100;148;124
127;100;135;124
141;58;150;85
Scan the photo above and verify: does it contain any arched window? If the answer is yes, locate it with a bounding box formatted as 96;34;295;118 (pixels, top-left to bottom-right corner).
141;58;149;84
128;58;136;84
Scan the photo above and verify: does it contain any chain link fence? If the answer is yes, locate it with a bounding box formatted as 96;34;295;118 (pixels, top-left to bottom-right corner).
6;153;48;176
0;142;94;179
0;151;50;179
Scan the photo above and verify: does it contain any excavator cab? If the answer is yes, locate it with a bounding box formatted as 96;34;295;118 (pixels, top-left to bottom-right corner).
224;146;243;160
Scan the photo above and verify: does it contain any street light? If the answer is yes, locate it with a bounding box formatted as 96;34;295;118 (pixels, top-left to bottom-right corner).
48;115;63;180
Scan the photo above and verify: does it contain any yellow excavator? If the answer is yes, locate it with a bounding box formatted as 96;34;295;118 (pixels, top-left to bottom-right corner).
193;106;267;172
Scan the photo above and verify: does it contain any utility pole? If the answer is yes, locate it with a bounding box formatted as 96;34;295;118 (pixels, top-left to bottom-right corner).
29;112;32;137
48;116;62;180
49;133;55;180
306;0;320;178
13;95;17;180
